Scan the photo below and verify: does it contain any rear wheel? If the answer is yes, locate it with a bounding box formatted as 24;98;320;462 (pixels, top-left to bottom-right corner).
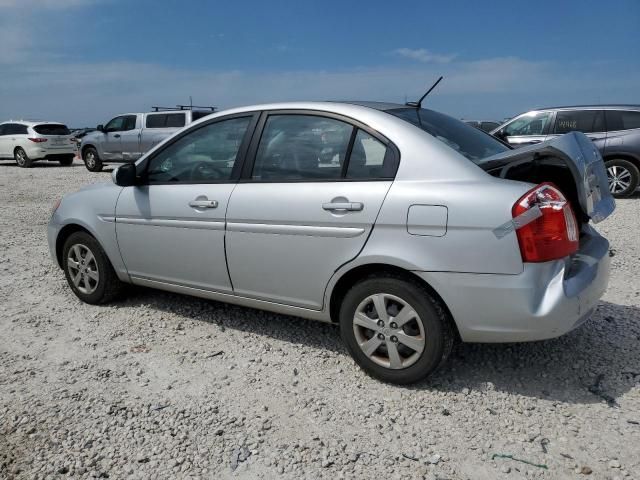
58;155;74;166
605;159;639;198
83;147;103;172
14;148;32;168
62;231;123;304
339;274;454;384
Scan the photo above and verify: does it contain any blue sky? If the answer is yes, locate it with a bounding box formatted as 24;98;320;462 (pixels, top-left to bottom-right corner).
1;0;638;126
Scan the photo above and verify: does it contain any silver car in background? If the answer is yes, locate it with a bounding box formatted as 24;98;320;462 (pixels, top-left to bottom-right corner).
80;107;216;172
48;101;615;384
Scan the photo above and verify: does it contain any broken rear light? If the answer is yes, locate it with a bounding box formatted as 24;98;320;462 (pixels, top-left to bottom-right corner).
512;183;578;262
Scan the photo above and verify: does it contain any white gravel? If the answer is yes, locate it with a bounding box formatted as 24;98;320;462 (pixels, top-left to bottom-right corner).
1;159;639;480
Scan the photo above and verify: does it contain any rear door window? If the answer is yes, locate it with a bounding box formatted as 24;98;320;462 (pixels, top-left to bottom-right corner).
6;124;28;135
605;110;640;131
146;113;187;128
33;124;71;135
166;113;186;128
553;110;604;134
251;115;353;181
145;114;165;128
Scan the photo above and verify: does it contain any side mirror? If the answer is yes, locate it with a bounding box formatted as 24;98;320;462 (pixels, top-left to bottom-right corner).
112;163;137;187
97;124;104;132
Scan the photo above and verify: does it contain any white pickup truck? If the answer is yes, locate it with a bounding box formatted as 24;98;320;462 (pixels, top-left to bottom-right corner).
80;107;215;172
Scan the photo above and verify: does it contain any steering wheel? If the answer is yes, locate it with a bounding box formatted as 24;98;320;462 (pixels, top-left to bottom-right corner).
190;161;226;180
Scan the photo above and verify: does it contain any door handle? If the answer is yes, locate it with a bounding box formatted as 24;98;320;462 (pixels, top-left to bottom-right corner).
114;134;121;138
529;140;542;144
322;202;364;212
189;199;218;209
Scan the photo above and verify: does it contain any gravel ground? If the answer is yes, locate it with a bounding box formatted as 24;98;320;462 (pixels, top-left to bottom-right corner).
1;159;639;480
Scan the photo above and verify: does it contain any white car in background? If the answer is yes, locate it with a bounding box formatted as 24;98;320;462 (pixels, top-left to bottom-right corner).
0;121;76;167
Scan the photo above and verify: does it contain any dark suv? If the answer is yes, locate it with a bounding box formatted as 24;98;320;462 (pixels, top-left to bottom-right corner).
491;105;640;197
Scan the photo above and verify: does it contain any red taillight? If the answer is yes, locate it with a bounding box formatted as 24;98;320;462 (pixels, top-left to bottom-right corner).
28;137;47;143
512;183;578;263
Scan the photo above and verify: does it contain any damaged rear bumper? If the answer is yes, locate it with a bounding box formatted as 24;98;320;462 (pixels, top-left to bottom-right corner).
416;225;610;342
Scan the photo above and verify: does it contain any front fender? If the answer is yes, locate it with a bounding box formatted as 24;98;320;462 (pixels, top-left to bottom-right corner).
50;183;129;281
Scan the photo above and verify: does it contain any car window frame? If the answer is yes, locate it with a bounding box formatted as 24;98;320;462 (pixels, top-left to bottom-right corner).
239;109;400;183
605;109;640;133
136;111;260;186
503;110;554;137
550;109;605;135
104;116;127;133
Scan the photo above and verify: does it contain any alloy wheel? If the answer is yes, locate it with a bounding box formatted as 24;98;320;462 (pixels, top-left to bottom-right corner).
15;150;26;166
67;244;99;294
352;293;425;369
85;152;96;169
607;165;632;194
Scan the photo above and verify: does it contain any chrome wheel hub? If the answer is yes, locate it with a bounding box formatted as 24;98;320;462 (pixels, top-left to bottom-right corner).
353;293;425;370
67;244;99;294
607;165;632;194
85;153;95;168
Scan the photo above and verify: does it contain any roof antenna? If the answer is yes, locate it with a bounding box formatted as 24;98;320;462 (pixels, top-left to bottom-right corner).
405;76;443;109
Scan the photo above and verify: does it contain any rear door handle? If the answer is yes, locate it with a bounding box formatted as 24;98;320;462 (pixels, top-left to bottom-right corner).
322;202;364;212
189;199;218;209
114;134;121;138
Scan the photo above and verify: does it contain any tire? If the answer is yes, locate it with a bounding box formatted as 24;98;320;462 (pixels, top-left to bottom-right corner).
58;155;74;166
62;231;123;304
14;147;33;168
83;147;103;172
605;159;639;198
339;274;454;384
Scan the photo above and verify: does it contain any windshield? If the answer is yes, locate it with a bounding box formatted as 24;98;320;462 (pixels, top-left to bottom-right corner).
387;108;509;162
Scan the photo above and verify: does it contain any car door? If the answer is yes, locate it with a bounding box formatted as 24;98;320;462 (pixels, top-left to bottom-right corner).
119;115;142;161
497;111;554;147
547;109;607;153
225;111;398;310
115;113;257;292
101;116;128;160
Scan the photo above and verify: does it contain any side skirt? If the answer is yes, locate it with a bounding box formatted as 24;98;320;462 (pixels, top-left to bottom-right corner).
130;276;332;323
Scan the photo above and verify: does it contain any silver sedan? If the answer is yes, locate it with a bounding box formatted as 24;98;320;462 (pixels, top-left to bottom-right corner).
48;101;615;384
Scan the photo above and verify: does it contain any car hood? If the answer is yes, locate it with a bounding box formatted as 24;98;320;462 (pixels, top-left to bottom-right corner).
480;132;615;223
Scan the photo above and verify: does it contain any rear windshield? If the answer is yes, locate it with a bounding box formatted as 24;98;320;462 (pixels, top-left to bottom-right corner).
33;124;70;136
387;108;509;162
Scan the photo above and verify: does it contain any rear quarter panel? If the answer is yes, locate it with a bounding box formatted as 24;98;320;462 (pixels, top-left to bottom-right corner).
358;177;530;274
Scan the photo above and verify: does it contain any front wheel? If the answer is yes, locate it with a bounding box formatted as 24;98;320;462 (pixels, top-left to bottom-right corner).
339;275;454;384
14;148;33;168
62;231;123;304
83;147;103;172
606;159;639;198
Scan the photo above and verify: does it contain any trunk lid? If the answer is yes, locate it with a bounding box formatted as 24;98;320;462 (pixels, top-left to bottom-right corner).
480;132;615;223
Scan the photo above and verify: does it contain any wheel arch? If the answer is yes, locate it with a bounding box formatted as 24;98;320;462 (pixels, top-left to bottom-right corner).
603;153;640;170
327;262;461;340
81;144;98;158
55;224;94;268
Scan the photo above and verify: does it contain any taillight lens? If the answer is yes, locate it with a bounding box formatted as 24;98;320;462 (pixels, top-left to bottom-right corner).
28;137;47;143
512;183;579;263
